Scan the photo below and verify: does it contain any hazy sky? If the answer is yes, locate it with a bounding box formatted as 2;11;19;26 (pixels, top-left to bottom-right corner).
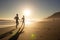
0;0;60;20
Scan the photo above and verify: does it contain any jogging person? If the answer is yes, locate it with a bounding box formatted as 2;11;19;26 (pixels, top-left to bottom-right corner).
14;14;19;28
22;15;25;28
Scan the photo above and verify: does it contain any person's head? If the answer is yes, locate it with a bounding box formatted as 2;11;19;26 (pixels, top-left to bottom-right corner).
16;14;18;16
23;15;24;17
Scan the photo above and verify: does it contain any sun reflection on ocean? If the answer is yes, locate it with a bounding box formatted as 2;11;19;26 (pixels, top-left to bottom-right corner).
25;19;31;26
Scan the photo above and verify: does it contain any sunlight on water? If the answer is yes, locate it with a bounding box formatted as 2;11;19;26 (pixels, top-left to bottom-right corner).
25;21;31;25
25;19;32;27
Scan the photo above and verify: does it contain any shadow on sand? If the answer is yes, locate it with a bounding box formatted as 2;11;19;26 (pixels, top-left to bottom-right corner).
9;25;24;40
0;29;15;39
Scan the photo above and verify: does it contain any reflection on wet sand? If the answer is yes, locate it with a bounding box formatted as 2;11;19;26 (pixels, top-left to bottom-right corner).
0;21;60;40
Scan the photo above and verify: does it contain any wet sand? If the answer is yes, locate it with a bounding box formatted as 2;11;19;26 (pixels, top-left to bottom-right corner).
18;21;60;40
0;21;60;40
0;26;15;35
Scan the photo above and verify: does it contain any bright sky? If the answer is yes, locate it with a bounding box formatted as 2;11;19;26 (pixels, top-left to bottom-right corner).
0;0;60;21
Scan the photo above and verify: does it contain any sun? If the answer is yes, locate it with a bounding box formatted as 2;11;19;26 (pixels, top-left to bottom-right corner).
23;9;31;16
22;8;32;25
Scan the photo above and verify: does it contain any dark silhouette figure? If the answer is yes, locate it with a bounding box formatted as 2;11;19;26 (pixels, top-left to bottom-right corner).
22;15;25;29
14;14;19;28
9;15;25;40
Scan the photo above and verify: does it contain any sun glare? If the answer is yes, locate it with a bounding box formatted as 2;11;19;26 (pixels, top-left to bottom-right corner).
25;19;31;25
23;9;31;16
22;8;32;25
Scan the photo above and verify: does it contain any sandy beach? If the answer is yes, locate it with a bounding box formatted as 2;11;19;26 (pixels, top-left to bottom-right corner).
0;20;60;40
